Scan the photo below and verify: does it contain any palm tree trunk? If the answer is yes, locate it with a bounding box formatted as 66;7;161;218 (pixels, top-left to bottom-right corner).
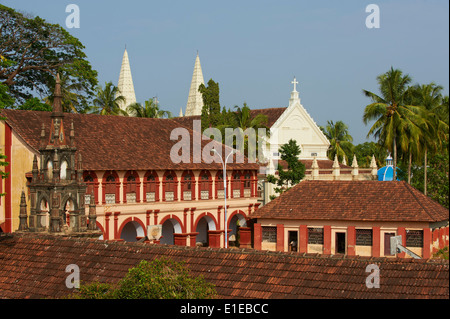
424;147;428;195
393;135;397;181
408;150;412;184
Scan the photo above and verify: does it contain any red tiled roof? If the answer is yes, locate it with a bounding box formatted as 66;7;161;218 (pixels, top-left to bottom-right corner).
1;109;258;171
0;233;448;299
252;180;449;223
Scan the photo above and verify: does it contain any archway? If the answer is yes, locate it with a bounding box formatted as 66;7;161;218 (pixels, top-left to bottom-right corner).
195;215;217;247
160;218;182;245
228;211;247;247
120;220;145;242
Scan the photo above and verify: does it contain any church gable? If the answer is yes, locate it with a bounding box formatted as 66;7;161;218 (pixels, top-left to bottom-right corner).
269;80;330;160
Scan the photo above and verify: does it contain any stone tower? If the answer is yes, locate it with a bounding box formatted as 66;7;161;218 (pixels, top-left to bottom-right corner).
21;74;97;234
117;48;137;112
185;52;205;116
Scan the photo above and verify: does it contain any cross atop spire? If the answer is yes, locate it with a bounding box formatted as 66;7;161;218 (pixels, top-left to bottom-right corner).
291;76;299;92
289;76;301;107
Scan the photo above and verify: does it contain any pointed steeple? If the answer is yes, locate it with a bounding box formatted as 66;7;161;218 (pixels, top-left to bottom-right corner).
179;107;184;117
48;73;67;147
185;52;205;116
117;48;136;111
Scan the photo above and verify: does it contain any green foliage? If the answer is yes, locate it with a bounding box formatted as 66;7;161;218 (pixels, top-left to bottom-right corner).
16;97;52;112
320;120;354;163
67;259;217;299
399;141;449;208
0;4;98;107
433;246;449;260
352;141;387;168
90;81;127;116
127;98;172;118
199;79;221;132
267;139;305;200
0;83;15;109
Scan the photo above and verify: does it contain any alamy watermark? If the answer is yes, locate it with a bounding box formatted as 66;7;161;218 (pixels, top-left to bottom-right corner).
365;4;380;29
65;4;80;29
365;264;380;288
65;264;80;289
170;120;269;168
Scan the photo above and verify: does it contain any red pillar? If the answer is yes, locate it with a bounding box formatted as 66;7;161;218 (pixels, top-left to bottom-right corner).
299;225;308;253
432;229;439;254
174;233;188;246
397;227;406;258
276;224;284;252
208;230;222;248
189;232;199;247
439;227;445;249
347;226;356;256
254;223;262;250
323;225;331;255
423;228;431;259
372;226;381;257
239;227;252;249
105;212;112;240
3;124;12;233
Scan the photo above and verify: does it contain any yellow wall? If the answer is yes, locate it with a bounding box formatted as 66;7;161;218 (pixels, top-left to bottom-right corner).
0;120;37;232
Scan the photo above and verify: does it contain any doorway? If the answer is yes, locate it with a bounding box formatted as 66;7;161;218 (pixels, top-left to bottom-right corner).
335;232;346;254
288;231;298;252
384;232;396;256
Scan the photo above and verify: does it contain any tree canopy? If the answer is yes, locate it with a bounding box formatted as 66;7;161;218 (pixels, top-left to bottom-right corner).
0;4;98;109
66;259;217;299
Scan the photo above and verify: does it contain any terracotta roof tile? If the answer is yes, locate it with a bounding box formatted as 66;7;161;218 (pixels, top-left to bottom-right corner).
252;180;449;223
0;233;448;299
1;109;258;171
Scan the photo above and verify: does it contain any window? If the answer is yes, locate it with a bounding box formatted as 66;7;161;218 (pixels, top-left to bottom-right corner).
243;173;251;198
232;172;241;198
356;229;373;246
126;175;137;203
164;173;177;201
308;228;324;245
183;173;192;200
406;230;423;248
146;174;157;202
200;172;210;200
105;174;116;204
262;226;277;243
84;175;95;205
216;172;225;199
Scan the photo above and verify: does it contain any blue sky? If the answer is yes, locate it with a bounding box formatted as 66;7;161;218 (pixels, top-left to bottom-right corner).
2;0;449;144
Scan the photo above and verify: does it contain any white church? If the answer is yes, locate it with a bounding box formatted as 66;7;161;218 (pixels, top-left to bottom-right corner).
115;49;377;205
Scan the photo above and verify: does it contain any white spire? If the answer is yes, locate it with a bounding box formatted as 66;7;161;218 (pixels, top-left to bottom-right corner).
179;107;183;117
117;48;136;112
289;76;301;107
185;52;205;116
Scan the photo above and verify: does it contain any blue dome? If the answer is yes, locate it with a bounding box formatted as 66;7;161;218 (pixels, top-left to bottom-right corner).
377;155;402;181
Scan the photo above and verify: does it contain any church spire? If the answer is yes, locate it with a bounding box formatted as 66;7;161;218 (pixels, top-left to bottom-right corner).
185;52;205;116
117;48;136;112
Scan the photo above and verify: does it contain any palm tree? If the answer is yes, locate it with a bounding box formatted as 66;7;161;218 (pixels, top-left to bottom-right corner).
127;98;172;118
320;120;354;163
232;103;270;160
409;83;448;194
44;73;85;113
362;67;420;181
90;81;127;116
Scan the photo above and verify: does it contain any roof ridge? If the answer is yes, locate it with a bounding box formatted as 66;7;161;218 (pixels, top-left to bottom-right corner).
402;181;438;222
